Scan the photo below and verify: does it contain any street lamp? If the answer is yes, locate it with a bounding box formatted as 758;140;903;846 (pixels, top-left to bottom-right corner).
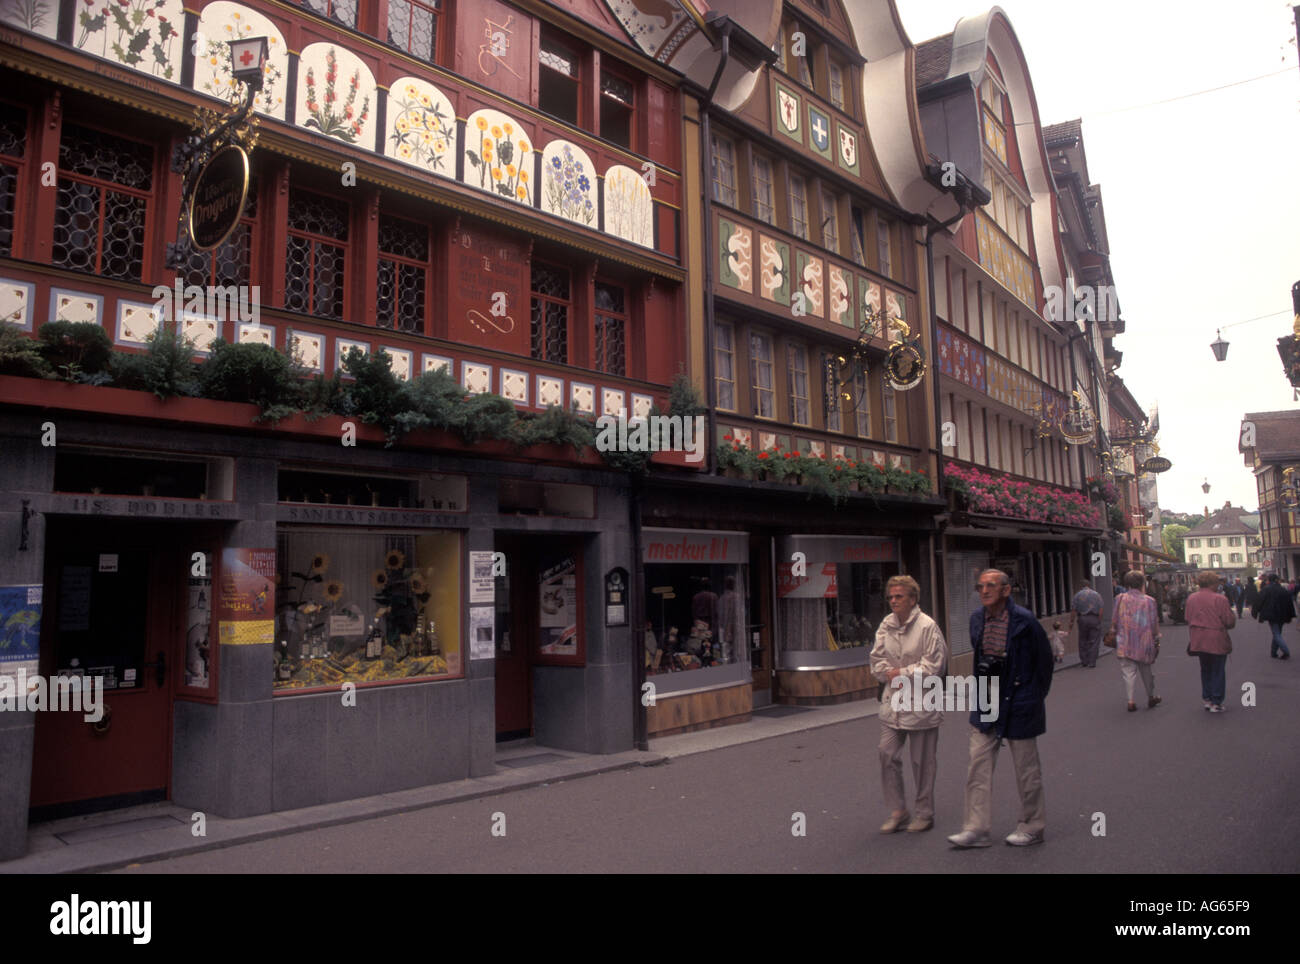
1202;479;1211;494
1210;330;1229;361
228;36;269;92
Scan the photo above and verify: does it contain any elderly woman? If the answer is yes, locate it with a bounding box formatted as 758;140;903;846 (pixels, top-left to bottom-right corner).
869;575;948;834
1185;569;1237;712
1109;570;1161;712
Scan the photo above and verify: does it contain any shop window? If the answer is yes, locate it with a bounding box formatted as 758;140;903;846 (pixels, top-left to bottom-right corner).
53;122;152;282
599;69;634;149
0;102;26;258
820;186;839;255
828;60;846;112
274;529;462;690
715;322;736;412
643;538;749;673
377;213;429;334
749;331;775;419
387;0;440;64
789;174;809;240
285;189;349;321
539;32;581;126
711;133;736;206
593;280;627;376
751;153;775;225
180;169;257;291
530;261;570;363
853;368;870;438
302;0;357;28
787;343;809;426
821;351;842;432
777;539;894;656
882;383;897;442
53;449;229;499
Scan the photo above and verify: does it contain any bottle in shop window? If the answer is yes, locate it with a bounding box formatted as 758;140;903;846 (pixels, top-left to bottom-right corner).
365;620;383;660
277;639;292;680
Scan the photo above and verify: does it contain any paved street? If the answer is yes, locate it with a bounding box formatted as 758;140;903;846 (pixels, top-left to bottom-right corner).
118;621;1300;874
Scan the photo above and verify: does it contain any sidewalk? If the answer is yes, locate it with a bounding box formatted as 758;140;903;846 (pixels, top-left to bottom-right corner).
2;653;1103;874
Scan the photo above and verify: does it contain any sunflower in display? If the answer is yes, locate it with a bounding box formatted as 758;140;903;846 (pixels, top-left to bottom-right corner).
372;569;389;591
310;553;330;575
384;549;406;570
324;580;345;602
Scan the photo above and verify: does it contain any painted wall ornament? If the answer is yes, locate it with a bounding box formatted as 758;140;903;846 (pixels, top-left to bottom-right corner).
603;164;654;247
464;109;532;205
297;44;374;145
542;141;596;226
386;77;456;175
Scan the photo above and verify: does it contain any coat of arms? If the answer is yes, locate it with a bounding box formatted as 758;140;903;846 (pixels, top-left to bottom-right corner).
777;88;799;133
839;129;857;168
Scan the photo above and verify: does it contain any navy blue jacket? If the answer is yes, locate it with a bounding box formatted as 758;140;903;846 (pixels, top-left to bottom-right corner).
969;600;1053;738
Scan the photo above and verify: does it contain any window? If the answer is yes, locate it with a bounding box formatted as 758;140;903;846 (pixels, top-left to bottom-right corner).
539;33;580;126
1230;553;1242;563
387;0;439;63
53;122;152;282
750;332;775;419
712;134;737;206
849;206;867;266
377;214;429;334
715;322;736;412
1210;553;1222;568
772;24;786;73
980;74;1007;164
600;70;634;149
1229;537;1242;547
0;102;26;258
828;60;846;111
180;169;257;291
752;154;775;225
1190;554;1201;565
876;217;893;278
1187;539;1199;548
882;384;897;442
302;0;356;27
285;189;349;320
821;187;839;254
530;262;570;363
787;343;809;426
795;34;814;88
593;281;627;375
790;175;809;240
853;369;870;438
821;352;841;432
1208;537;1220;548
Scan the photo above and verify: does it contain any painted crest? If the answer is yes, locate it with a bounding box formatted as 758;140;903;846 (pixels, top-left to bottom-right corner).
777;88;799;134
839;129;857;168
808;107;830;153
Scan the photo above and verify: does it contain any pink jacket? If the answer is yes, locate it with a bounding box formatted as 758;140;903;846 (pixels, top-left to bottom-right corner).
1185;588;1236;655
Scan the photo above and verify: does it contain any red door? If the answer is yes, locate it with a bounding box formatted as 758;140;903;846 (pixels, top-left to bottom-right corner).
494;537;532;739
30;521;176;816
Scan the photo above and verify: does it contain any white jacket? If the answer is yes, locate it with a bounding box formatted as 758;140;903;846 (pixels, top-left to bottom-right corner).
870;608;948;730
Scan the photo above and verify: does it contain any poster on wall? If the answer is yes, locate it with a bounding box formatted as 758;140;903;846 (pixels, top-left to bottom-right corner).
777;562;838;599
0;585;42;680
538;556;578;656
186;567;212;689
218;548;276;646
469;550;495;604
469;605;494;660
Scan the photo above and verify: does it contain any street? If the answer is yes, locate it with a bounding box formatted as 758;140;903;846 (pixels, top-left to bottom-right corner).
118;621;1300;874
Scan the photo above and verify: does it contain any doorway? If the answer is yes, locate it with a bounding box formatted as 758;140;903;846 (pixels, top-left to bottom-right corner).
29;519;183;819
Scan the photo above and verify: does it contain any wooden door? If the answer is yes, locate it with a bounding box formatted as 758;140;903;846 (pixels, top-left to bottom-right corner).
494;537;532;739
30;521;177;815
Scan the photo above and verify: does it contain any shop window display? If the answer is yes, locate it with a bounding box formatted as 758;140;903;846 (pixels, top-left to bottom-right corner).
644;567;748;673
778;560;889;652
274;529;461;690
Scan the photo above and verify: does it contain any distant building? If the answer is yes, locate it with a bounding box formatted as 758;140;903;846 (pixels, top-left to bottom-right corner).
1183;502;1261;581
1239;410;1300;578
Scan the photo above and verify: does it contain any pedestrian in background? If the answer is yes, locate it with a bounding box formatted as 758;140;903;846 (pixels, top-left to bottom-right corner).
1108;570;1161;712
1254;573;1293;660
1185;569;1236;713
870;575;947;834
1243;576;1259;618
948;569;1053;849
1068;579;1104;668
1232;578;1245;618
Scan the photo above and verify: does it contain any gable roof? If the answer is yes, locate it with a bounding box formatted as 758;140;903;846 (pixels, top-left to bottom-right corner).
1241;410;1300;460
1185;504;1259;537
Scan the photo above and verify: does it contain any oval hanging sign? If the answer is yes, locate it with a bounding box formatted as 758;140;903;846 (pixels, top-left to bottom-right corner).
884;341;926;391
187;145;250;251
1142;456;1172;473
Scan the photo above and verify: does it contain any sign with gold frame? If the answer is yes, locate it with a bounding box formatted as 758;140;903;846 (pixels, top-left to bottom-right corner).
187;145;250;251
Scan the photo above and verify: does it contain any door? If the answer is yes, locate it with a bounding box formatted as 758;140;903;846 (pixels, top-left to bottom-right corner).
30;520;178;816
494;536;532;739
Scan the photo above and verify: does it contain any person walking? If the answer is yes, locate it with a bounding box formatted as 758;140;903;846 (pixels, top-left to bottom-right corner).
1068;579;1104;668
870;575;947;834
1185;569;1236;712
947;569;1053;849
1108;570;1161;712
1243;576;1259;619
1232;578;1245;618
1254;573;1293;659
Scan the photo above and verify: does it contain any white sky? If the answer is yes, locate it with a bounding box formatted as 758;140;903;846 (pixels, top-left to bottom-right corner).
896;0;1300;515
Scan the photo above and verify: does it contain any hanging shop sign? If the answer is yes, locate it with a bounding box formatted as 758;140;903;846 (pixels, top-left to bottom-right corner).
187;144;250;251
884;338;926;391
1142;456;1172;473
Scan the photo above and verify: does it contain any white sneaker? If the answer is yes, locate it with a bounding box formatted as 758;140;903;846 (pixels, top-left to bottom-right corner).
947;830;992;848
1005;830;1044;847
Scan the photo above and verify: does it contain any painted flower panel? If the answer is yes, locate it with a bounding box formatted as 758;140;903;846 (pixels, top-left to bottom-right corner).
603;164;653;247
462;109;532;205
542;140;596;227
74;0;185;82
297;44;375;146
386;76;456;176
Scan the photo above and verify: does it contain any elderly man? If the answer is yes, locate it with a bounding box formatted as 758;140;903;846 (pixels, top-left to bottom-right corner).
948;569;1054;849
1068;579;1104;668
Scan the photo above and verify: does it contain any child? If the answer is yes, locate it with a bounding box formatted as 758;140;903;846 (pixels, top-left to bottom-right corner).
1050;620;1066;663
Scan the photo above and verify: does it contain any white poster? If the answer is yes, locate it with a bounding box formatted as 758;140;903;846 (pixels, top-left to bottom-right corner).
469;551;495;604
469;605;495;660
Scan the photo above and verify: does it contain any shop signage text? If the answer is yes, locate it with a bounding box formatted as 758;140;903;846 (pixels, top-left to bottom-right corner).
188;145;250;251
280;506;466;527
56;497;236;519
645;535;734;563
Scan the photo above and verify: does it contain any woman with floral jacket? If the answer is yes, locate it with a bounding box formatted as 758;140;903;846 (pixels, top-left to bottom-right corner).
1109;570;1162;712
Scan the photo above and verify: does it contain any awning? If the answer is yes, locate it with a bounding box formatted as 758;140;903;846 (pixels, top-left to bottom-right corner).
1123;541;1180;563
